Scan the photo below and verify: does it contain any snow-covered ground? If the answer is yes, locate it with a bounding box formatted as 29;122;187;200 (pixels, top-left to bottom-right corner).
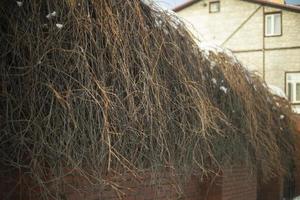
268;84;287;99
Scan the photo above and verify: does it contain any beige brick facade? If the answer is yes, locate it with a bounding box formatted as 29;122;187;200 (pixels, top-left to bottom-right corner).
176;0;300;112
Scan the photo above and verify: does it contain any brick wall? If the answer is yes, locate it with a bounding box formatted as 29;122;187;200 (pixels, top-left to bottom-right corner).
63;167;257;200
295;159;300;196
199;175;222;200
257;176;283;200
294;115;300;196
0;169;25;200
222;167;257;200
0;166;260;200
256;115;300;200
0;170;204;200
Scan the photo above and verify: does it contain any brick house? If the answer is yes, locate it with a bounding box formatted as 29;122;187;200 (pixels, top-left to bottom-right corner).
173;0;300;113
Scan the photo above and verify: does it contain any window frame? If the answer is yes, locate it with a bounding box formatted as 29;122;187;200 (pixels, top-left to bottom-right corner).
264;12;282;37
285;71;300;105
209;1;220;13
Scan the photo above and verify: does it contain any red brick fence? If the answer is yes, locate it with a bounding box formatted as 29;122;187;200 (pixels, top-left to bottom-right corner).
0;166;256;200
1;116;300;200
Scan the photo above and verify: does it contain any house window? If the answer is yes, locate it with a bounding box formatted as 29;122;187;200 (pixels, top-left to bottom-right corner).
209;1;220;13
286;72;300;104
265;13;282;36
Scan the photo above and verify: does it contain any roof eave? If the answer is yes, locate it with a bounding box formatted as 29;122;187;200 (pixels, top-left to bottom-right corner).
173;0;300;13
173;0;201;12
242;0;300;13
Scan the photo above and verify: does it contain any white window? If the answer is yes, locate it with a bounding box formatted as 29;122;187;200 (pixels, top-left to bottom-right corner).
209;1;220;13
265;13;282;36
286;72;300;103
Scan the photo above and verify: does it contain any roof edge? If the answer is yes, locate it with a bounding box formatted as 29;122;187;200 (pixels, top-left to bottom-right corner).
173;0;201;12
242;0;300;13
173;0;300;13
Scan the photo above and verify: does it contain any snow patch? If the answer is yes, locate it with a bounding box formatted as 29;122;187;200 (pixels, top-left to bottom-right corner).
197;41;238;63
220;86;228;94
198;41;223;56
210;61;216;70
141;0;183;28
268;84;287;99
46;11;57;19
56;23;63;29
16;1;23;7
253;85;257;91
244;73;253;84
293;107;300;114
211;78;217;85
293;196;300;200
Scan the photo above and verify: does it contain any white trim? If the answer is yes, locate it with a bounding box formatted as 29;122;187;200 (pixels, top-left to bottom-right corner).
209;1;220;13
265;13;281;36
286;72;300;103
